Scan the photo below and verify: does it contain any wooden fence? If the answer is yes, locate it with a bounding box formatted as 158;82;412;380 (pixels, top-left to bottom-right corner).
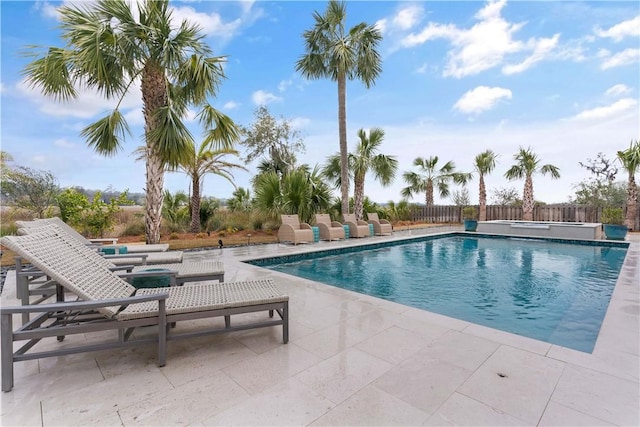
409;205;640;231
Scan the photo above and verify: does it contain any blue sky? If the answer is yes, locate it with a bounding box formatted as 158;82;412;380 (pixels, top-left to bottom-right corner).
1;0;638;205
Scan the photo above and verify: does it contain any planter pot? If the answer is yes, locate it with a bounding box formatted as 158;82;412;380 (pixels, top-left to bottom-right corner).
463;219;478;232
603;224;628;241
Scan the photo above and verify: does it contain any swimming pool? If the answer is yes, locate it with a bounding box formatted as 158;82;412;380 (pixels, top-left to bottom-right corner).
248;234;628;353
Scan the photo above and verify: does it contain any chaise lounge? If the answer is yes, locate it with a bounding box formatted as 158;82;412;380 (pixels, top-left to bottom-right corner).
343;214;371;238
277;214;314;245
367;212;393;236
0;227;288;392
315;214;345;241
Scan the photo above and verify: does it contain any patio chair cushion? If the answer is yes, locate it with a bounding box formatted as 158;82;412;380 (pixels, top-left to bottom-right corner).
130;268;172;288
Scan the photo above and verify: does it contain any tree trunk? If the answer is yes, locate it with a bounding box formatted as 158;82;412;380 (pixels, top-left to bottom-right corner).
354;175;365;221
626;173;638;230
522;175;534;221
141;62;168;244
425;180;434;207
337;72;350;217
479;175;487;221
190;174;201;233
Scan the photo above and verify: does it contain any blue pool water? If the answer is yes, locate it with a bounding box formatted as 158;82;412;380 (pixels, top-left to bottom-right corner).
255;235;628;352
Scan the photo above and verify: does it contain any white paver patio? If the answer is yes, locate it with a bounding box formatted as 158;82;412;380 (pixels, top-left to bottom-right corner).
1;226;638;426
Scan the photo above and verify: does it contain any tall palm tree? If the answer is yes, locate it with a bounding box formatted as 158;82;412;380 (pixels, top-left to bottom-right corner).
401;156;470;206
323;128;397;220
296;0;383;216
473;150;498;221
23;0;238;243
617;140;640;230
504;147;560;221
167;143;246;232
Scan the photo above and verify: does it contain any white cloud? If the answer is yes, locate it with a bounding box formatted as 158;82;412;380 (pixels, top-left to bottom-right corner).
251;90;282;105
399;0;562;78
595;16;640;42
392;5;423;30
123;109;144;126
502;34;560;75
17;78;142;119
53;138;75;148
453;86;512;114
34;0;61;19
375;19;387;34
605;84;631;97
290;117;311;129
0;83;4;93
278;79;292;92
600;48;640;70
172;6;242;40
569;98;637;121
415;63;429;74
223;101;240;110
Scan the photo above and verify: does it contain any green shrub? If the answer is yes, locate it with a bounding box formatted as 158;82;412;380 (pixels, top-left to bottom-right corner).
462;206;478;220
122;221;145;237
169;232;180;240
601;207;624;225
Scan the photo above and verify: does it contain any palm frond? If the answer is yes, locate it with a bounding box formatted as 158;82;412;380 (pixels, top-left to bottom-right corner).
80;110;131;156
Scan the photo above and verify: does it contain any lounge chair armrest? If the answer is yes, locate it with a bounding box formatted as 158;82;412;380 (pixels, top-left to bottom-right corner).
357;220;368;226
102;253;149;261
331;221;342;227
88;237;119;244
380;219;391;225
119;270;178;286
300;223;312;230
0;293;169;315
109;265;135;273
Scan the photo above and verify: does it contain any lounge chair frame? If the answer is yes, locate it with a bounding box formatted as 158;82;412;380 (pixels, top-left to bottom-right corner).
0;228;288;392
278;214;314;245
367;212;393;236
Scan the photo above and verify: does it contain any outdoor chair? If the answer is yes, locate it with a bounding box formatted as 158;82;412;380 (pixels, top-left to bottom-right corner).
17;220;182;265
343;214;370;238
367;212;393;236
16;217;170;253
277;214;314;245
314;214;345;241
0;227;289;393
12;224;223;323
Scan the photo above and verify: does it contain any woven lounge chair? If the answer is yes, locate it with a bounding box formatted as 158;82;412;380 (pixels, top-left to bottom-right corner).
367;212;393;236
17;220;182;265
13;224;222;322
16;217;170;253
343;214;370;238
0;227;288;392
314;214;345;241
277;214;314;245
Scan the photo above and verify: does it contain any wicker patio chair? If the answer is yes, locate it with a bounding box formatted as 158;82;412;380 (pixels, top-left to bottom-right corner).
277;214;314;245
342;214;370;238
314;214;345;241
367;212;393;236
0;227;289;393
16;217;170;253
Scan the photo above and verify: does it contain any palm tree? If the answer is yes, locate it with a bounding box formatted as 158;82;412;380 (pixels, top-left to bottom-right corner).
227;187;252;213
167;142;246;233
473;150;499;221
253;166;332;224
617;140;640;230
23;0;238;243
401;156;470;206
296;0;383;216
323;128;397;220
504;147;560;221
162;190;189;232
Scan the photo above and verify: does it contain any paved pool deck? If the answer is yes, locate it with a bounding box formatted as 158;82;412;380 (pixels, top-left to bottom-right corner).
1;226;638;426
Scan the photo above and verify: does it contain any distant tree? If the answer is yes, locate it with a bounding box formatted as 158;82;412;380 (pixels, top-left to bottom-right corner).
165;141;246;232
571;153;621;207
240;106;305;177
323;128;398;220
162;190;190;233
473;150;498;221
1;165;60;218
617;140;640;230
296;0;383;216
81;191;133;237
253;166;331;224
199;197;221;233
491;187;522;206
227;187;252;213
385;199;411;222
451;188;471;207
401;156;470;207
56;188;90;224
504;147;560;221
23;0;238;244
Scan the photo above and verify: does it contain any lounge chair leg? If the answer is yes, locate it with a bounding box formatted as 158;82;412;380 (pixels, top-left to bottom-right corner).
1;313;14;392
56;284;65;342
158;299;167;367
282;302;289;344
224;315;230;329
269;309;274;318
